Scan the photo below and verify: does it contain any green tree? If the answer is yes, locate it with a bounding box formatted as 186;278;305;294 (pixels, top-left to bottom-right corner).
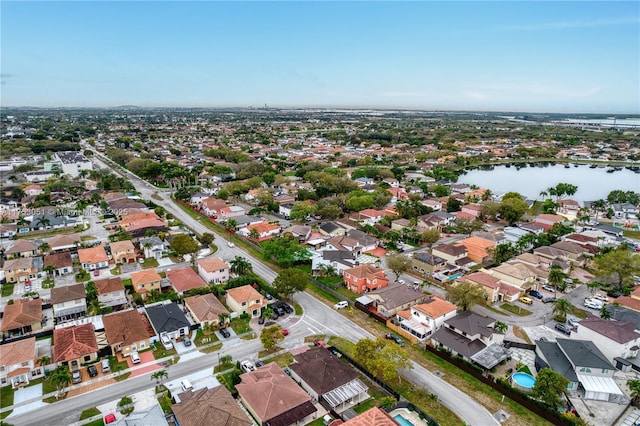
421;228;441;252
48;365;72;398
262;236;310;268
446;281;486;311
627;379;640;405
289;201;317;221
600;305;611;320
547;265;566;298
552;298;573;322
532;368;569;410
593;248;640;290
198;233;215;246
455;217;483;236
387;254;411;281
260;325;283;351
446;196;462;212
499;196;529;225
272;268;308;300
494;321;508;333
353;338;412;384
170;234;200;264
151;369;168;386
230;256;253;276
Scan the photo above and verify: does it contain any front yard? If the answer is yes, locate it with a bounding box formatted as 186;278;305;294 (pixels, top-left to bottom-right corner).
229;317;253;336
1;283;14;297
499;303;533;316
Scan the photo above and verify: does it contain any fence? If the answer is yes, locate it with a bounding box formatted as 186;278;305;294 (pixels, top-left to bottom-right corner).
504;340;536;350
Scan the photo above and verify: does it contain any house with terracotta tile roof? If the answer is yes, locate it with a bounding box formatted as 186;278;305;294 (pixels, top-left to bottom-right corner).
130;269;162;300
454;236;496;265
3;257;39;283
166;267;207;295
47;233;81;252
463;271;502;304
289;347;369;413
6;240;39;258
43;252;73;276
102;309;152;356
532;214;565;232
572;315;640;364
342;407;398;426
488;262;538;291
225;285;266;318
200;197;228;217
0;337;47;388
196;257;229;284
109;240;136;264
0;298;42;339
53;323;99;370
394;296;458;341
77;245;109;271
51;283;87;322
173;385;253;426
184;293;229;328
236;221;281;241
343;264;390;294
95;277;127;308
236;362;317;426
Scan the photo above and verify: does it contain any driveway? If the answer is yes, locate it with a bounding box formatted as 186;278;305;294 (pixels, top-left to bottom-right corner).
118;351;161;378
9;383;46;417
174;333;204;363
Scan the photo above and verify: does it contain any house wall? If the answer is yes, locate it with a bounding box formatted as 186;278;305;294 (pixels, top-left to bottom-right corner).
197;265;229;284
135;280;161;298
226;295;264;318
5;267;32;283
410;259;445;278
53;299;87;319
82;260;109;271
112;338;151;357
573;326;640;363
0;361;45;388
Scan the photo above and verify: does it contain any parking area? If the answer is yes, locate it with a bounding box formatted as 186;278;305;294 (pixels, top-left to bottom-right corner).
8;383;46;418
117;350;161;378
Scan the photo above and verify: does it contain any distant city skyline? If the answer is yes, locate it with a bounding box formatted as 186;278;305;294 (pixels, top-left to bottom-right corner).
2;1;638;113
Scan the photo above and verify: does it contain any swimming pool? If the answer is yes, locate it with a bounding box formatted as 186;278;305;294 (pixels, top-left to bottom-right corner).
512;372;536;392
394;414;415;426
446;273;463;281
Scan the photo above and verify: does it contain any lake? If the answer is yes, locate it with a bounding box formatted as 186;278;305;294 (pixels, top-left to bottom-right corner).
459;164;640;203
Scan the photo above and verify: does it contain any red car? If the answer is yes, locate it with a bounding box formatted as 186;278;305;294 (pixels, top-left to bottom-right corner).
280;329;289;336
93;269;99;277
104;414;116;424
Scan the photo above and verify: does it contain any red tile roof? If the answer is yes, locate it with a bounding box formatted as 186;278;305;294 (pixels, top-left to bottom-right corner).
166;267;207;293
0;299;42;331
0;337;36;365
53;323;98;362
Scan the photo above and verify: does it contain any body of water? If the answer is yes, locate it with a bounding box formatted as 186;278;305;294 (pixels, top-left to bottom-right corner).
459;164;640;203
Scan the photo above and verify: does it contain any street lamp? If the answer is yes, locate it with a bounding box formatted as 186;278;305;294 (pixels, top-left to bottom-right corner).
217;352;220;372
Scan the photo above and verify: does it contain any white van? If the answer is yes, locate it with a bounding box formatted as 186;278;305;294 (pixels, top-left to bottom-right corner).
584;298;603;309
181;379;193;392
333;301;348;310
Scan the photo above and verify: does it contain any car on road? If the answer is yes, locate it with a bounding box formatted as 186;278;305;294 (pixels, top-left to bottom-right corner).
519;296;533;305
227;241;235;248
241;360;256;373
130;351;140;364
529;290;543;299
384;333;404;346
87;365;98;377
72;369;82;384
183;336;192;347
280;329;289;336
555;323;572;335
397;279;405;284
220;328;231;338
542;285;555;292
593;294;609;302
161;333;173;350
542;297;555;304
334;301;348;309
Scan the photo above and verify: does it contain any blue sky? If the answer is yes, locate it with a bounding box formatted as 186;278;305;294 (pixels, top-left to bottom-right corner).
2;1;638;113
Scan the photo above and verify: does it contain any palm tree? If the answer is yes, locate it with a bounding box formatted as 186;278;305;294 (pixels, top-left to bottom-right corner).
248;227;260;240
151;369;168;386
552;298;573;323
39;242;51;254
230;256;252;276
224;218;238;230
547;265;566;298
592;199;606;221
37;355;51;369
48;365;72;398
494;321;508;333
628;379;640;406
217;313;230;329
35;216;51;229
88;299;102;316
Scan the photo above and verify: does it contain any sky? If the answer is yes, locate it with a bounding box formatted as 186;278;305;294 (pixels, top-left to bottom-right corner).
1;1;639;113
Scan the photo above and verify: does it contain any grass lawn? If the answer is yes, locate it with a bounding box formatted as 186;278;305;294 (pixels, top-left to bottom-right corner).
499;303;533;316
80;407;101;420
229;317;252;335
141;258;159;269
157;391;173;414
75;271;90;282
194;328;219;346
571;306;590;319
293;302;303;316
114;372;131;382
152;345;177;360
1;283;14;297
83;419;105;426
41;277;55;289
0;385;14;409
517;365;533;375
81;236;97;241
623;229;640;239
484;304;512;316
109;266;122;275
262;352;294;368
122;278;132;287
316;275;342;286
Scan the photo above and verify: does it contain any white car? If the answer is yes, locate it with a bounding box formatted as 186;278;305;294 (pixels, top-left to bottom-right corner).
160;333;173;350
333;301;348;310
130;351;141;364
542;285;555;292
241;360;256;373
227;241;235;248
593;294;609;302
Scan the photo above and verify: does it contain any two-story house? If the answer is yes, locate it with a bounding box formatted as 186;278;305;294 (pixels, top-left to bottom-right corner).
455;236;496;265
184;293;229;329
3;258;38;283
145;302;191;341
77;246;109;271
488;262;538;292
138;236;165;260
410;252;447;279
0;298;42;339
130;269;162;300
572;315;640;364
109;240;136;264
5;240;39;258
0;337;47;388
535;338;624;401
225;285;266;319
51;283;87;323
196;257;229;284
343;264;390;294
218;205;246;222
102;309;152;357
95;277;128;309
43;252;73;276
359;284;426;319
430;311;509;370
395;296;457;341
53;323;98;371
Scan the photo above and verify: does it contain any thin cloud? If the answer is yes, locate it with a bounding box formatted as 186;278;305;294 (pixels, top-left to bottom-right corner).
500;16;639;31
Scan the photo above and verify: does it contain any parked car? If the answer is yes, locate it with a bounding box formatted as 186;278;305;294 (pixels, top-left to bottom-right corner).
101;358;110;373
593;294;609;302
220;328;231;338
274;306;285;316
24;281;31;292
542;285;555;292
104;414;116;424
255;360;265;367
160;333;173;350
241;360;256;373
264;321;276;327
183;336;192;347
258;316;265;325
93;269;99;277
384;333;404;347
270;311;279;320
519;296;533;305
542;297;555;304
265;293;273;300
606;291;622;298
334;301;348;309
529;290;543;299
280;329;289;336
555;323;572;335
72;369;82;384
568;317;581;327
130;351;140;364
87;365;98;377
584;298;603;309
313;339;326;346
283;304;293;314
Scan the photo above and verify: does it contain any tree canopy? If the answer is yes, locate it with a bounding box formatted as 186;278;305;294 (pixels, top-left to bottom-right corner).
532;368;569;410
262;236;310;268
170;234;200;263
272;268;308;299
353;337;412;384
387;254;411;281
445;281;486;311
593;248;640;291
